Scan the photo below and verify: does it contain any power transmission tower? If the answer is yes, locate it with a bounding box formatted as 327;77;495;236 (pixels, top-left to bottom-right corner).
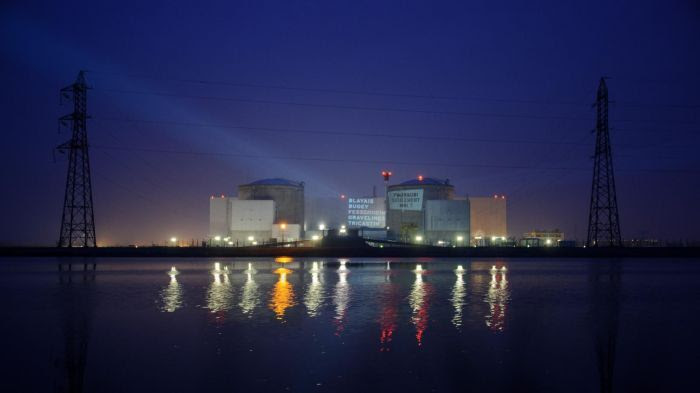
587;78;622;247
57;71;97;247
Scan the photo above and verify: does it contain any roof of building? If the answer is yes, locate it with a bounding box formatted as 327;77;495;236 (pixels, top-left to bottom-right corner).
397;177;451;186
243;178;304;187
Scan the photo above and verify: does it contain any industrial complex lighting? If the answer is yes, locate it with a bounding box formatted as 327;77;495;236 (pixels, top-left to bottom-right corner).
339;228;347;234
312;235;320;241
415;235;423;242
170;237;177;243
280;223;287;229
381;170;392;181
214;236;221;241
247;236;254;241
546;239;552;245
318;224;326;231
252;241;258;245
227;241;233;245
456;236;464;242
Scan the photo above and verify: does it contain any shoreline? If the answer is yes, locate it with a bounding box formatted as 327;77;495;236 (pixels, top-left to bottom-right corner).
1;246;700;258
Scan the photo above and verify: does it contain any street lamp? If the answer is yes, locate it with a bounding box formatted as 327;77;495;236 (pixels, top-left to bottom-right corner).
170;237;177;246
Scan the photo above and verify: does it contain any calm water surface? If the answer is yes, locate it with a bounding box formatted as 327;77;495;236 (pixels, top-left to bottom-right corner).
1;257;698;392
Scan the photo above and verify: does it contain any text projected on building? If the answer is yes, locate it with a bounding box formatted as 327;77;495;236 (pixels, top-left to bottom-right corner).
347;198;386;228
388;189;424;211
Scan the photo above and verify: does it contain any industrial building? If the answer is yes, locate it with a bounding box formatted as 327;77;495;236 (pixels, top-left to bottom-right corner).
520;229;563;247
469;195;507;246
209;178;304;245
386;177;468;245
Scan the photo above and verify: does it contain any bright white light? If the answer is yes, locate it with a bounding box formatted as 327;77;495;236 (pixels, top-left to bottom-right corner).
312;235;320;241
416;264;423;272
311;261;320;272
415;235;423;242
501;236;506;241
252;241;258;245
247;236;254;241
501;266;508;272
546;239;552;245
341;225;346;229
491;236;497;242
227;241;233;245
339;228;347;234
170;237;177;243
318;223;326;231
437;240;444;245
214;262;221;272
214;236;221;241
223;237;230;241
456;265;464;272
491;265;497;271
456;236;463;242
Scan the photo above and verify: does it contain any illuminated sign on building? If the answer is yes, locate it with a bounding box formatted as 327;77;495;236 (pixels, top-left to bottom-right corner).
347;197;385;228
388;189;424;211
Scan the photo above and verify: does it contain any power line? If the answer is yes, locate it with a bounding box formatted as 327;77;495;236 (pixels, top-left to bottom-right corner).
93;117;591;147
92;71;700;109
95;88;592;121
94;88;697;125
93;116;696;149
89;144;700;174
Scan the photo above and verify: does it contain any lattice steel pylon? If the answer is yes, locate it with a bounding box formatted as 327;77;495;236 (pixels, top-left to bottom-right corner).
57;71;97;247
587;78;622;247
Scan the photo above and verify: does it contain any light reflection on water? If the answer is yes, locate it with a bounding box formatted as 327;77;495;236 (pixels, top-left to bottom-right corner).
304;270;324;317
5;258;699;392
159;275;183;313
408;272;432;346
451;272;467;327
485;268;509;332
333;267;350;335
269;268;296;320
239;272;259;315
206;272;234;314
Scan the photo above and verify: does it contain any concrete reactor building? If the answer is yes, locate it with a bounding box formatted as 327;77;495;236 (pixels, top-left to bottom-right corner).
386;177;469;245
209;178;304;245
469;195;507;245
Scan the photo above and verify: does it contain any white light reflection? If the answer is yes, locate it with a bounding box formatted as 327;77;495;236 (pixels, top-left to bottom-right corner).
333;265;350;335
160;274;183;312
451;271;466;327
206;271;234;314
304;268;324;317
239;272;260;315
408;271;430;345
485;268;509;332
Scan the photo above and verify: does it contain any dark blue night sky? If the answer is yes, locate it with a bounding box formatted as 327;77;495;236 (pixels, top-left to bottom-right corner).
1;0;698;245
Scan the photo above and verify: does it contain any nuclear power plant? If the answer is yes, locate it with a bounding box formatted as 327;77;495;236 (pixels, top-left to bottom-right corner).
209;178;305;245
209;174;511;246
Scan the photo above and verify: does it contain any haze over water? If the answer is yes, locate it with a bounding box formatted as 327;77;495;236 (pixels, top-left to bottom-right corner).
1;257;698;392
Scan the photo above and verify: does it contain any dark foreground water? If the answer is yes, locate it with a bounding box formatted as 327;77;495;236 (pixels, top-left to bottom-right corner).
1;257;699;392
